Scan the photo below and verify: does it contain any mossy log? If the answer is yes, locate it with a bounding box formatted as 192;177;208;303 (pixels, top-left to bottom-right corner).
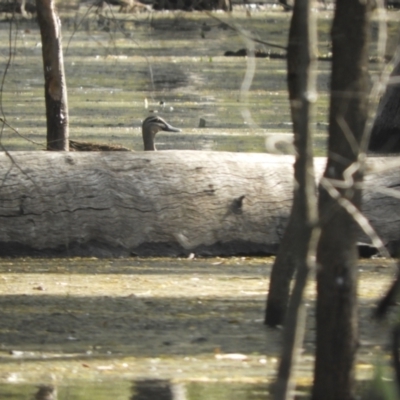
0;151;399;257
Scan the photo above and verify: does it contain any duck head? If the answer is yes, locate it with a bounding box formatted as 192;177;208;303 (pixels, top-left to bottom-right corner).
142;115;181;151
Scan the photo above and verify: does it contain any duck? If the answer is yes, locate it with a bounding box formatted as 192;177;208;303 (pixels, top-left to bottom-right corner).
141;115;181;151
69;140;131;151
69;116;181;152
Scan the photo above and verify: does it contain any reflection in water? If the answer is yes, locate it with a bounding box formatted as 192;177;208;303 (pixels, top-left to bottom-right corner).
130;379;186;400
34;385;57;400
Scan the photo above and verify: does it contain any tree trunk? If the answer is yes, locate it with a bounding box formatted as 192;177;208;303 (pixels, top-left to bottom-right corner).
271;0;318;398
369;59;400;153
265;0;318;328
0;152;399;258
312;0;372;399
36;0;69;151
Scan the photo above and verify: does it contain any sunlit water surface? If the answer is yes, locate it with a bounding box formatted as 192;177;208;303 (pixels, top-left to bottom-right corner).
0;5;333;154
0;256;396;399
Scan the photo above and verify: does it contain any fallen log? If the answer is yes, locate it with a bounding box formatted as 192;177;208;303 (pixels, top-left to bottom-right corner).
0;151;399;257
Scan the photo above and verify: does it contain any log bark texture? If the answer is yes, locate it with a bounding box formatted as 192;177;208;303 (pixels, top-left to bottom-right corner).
0;151;399;257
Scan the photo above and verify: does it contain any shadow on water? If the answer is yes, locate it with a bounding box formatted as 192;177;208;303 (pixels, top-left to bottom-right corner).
0;293;275;356
0;379;278;400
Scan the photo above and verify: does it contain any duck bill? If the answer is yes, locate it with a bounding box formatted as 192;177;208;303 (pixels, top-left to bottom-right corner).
163;123;181;133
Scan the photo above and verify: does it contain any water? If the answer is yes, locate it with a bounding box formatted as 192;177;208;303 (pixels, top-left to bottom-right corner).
0;6;333;154
0;380;273;400
0;4;395;153
0;256;395;398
